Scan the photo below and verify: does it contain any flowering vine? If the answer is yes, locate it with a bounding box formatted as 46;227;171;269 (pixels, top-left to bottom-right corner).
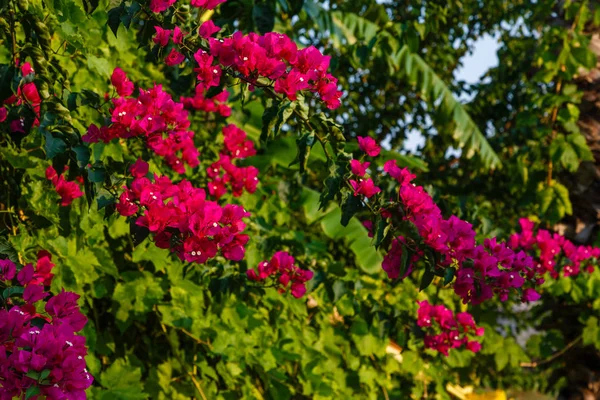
0;253;92;398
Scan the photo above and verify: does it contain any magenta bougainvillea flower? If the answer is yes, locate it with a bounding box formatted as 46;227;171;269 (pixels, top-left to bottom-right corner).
357;136;381;157
350;178;380;198
416;300;483;356
110;67;134;97
84;69;200;174
116;160;251;264
46;166;83;206
247;251;314;298
0;252;93;398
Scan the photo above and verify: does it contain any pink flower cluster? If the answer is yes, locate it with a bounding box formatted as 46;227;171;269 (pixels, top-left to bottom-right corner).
150;0;225;13
509;218;600;278
382;159;541;304
0;253;92;399
83;68;199;174
416;300;483;356
152;26;187;67
345;143;545;306
206;124;259;199
246;251;314;298
381;236;421;280
349;137;381;198
191;32;341;109
2;62;42;133
181;83;231;117
116;159;250;264
45;166;84;207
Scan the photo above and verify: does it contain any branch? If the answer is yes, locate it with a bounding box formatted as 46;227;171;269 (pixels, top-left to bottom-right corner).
520;335;582;368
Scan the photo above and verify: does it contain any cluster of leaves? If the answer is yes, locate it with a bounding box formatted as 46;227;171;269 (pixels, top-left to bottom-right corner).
1;0;600;398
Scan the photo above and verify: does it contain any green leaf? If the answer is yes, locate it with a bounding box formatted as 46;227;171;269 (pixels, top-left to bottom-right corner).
130;220;150;247
81;0;99;14
80;89;101;107
73;145;90;169
419;250;436;290
582;316;600;349
25;385;41;399
87;165;106;183
99;358;148;399
44;131;67;159
538;182;573;222
26;371;41;380
87;54;112;78
0;65;16;103
40;369;51;380
0;237;19;262
260;101;278;142
319;160;346;210
113;271;164;322
289;131;316;173
494;344;509;371
551;133;593;172
97;192;116;210
399;244;411;278
2;286;25;300
340;191;362;227
373;217;388;249
261;100;297;142
419;266;435;291
443;267;455;285
252;4;275;34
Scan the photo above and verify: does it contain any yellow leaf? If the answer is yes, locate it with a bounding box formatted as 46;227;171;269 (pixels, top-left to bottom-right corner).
466;390;507;400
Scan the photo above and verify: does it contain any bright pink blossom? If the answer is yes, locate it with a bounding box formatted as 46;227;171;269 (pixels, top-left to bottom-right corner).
350;178;380;198
165;48;186;66
173;26;185;44
199;20;221;38
94;72;200;173
205;31;341;109
111;67;134;97
0;252;92;397
190;0;227;9
222;124;256;159
153;26;172;46
384;160;416;184
417;300;483;356
349;159;370;176
116;172;251;265
357;136;380;157
130;158;149;178
150;0;176;13
46;166;83;206
0;259;16;281
181;84;231;117
247;251;313;298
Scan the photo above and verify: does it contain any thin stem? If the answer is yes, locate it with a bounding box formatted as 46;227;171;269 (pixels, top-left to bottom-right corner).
156;310;208;400
520;335;582;368
9;0;18;65
546;79;562;187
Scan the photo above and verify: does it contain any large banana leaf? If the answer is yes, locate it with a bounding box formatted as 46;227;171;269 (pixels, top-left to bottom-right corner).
303;2;502;169
390;45;502;169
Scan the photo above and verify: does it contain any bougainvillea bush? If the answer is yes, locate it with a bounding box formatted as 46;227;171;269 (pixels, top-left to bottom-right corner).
1;0;600;398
